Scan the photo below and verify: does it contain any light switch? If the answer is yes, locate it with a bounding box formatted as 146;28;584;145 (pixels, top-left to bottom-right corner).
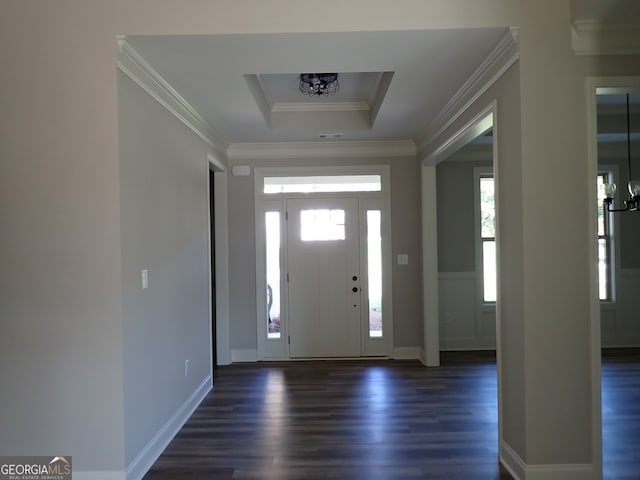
397;254;409;265
141;269;149;289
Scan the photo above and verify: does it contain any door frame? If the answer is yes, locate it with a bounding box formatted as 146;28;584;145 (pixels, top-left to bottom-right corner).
208;154;231;366
254;165;393;360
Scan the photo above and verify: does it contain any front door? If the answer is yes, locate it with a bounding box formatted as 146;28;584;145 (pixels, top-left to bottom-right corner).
287;198;361;357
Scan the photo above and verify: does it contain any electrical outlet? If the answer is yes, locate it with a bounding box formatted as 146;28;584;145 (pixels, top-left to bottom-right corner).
184;359;189;377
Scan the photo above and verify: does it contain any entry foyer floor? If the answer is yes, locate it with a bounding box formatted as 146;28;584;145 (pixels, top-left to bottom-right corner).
144;351;640;480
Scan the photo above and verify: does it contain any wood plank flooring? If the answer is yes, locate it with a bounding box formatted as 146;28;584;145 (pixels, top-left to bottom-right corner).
602;349;640;480
143;351;640;480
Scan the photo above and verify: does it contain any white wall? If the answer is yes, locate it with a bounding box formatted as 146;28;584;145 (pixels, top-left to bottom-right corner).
118;71;213;468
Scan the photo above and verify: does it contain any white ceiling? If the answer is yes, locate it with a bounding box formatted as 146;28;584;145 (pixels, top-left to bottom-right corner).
126;28;509;146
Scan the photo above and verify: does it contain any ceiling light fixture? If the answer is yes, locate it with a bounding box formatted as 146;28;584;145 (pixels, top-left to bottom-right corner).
299;73;339;96
603;93;640;212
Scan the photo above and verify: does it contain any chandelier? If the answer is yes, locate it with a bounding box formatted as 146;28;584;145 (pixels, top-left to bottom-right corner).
603;93;640;212
299;73;339;96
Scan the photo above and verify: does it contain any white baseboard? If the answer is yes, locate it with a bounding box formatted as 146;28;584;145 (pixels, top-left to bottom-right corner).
393;347;421;359
231;348;258;362
501;442;526;480
74;471;125;480
501;441;597;480
125;375;212;480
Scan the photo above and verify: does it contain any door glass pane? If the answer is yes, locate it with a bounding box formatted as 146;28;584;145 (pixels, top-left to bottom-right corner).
300;209;345;241
265;212;281;339
483;240;497;302
367;210;383;338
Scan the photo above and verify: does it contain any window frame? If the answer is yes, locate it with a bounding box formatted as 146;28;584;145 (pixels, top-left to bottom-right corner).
597;168;617;303
474;167;497;305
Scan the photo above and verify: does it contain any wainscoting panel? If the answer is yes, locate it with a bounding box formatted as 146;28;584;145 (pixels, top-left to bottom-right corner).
600;305;617;344
620;270;640;343
439;272;497;350
601;269;640;347
480;308;497;343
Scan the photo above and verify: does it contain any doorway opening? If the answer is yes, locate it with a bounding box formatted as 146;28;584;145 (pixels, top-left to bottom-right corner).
590;82;640;478
421;104;501;469
209;168;217;374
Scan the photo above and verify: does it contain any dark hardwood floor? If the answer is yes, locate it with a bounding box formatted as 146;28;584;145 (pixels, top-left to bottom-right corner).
601;349;640;480
144;351;640;480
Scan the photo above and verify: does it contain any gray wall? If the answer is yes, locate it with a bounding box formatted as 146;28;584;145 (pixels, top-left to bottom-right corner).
0;5;127;472
437;160;488;273
118;72;212;465
227;156;422;352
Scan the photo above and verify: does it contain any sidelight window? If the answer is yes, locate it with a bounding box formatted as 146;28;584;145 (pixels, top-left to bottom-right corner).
265;211;281;339
367;210;383;338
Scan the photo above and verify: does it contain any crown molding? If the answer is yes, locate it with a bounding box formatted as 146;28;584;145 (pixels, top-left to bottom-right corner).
227;140;416;160
272;101;370;113
572;20;640;55
418;28;519;156
116;38;228;158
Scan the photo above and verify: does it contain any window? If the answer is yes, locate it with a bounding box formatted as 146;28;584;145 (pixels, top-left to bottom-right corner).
264;175;382;194
366;210;383;338
597;172;614;301
300;209;346;241
265;211;281;339
479;175;497;303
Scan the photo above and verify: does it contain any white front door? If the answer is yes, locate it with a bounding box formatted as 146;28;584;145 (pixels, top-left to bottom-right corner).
287;198;361;357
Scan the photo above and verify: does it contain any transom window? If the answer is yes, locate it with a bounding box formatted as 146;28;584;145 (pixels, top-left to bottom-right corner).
264;175;381;194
